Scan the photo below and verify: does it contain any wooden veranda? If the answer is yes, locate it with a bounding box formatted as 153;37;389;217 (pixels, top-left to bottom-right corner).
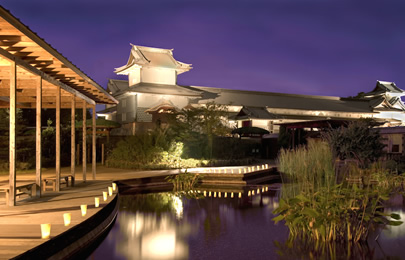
0;7;118;206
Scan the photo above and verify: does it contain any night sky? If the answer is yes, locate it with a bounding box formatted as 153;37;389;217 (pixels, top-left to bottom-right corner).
2;0;405;99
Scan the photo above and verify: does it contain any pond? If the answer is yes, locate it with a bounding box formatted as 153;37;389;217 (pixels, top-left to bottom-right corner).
89;184;405;260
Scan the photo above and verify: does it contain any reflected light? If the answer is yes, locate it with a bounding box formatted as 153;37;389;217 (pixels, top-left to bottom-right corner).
142;230;176;259
172;195;183;219
384;209;405;238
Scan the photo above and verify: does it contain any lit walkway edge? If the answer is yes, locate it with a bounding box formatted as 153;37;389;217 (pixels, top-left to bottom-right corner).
12;194;119;259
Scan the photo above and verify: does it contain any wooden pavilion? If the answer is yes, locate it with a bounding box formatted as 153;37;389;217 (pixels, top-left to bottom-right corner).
0;7;118;206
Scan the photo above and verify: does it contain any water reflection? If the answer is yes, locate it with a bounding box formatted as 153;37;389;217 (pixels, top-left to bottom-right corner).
90;186;405;260
116;212;189;259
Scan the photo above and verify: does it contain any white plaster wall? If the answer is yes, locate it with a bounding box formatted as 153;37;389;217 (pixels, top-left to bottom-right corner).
141;67;176;85
137;93;190;109
129;68;141;86
251;119;271;131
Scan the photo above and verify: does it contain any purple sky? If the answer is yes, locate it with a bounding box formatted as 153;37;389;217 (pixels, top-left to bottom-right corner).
2;0;405;98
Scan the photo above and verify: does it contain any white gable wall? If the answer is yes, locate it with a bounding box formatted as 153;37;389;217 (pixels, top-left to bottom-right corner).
141;67;176;85
137;93;190;109
128;68;141;86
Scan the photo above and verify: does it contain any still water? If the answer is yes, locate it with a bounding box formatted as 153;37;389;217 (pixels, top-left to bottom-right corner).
89;185;405;260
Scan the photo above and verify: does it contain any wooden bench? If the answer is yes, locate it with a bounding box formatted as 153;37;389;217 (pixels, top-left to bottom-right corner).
0;182;37;206
42;175;75;192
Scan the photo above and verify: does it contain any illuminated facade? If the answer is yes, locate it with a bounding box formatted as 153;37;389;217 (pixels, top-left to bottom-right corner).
98;45;405;135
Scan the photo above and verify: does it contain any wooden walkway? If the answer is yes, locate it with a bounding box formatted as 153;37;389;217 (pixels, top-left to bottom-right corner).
0;165;180;259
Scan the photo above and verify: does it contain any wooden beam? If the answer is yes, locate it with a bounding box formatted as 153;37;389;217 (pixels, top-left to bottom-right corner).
0;47;96;105
55;85;61;192
82;102;86;182
71;94;75;179
35;75;42;197
9;60;16;206
92;104;96;180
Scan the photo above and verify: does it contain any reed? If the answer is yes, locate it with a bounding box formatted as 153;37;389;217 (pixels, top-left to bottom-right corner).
165;169;201;191
273;184;402;242
278;140;335;193
275;140;403;243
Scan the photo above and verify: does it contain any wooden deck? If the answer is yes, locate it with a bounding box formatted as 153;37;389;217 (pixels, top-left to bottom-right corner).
0;165;181;259
0;180;117;259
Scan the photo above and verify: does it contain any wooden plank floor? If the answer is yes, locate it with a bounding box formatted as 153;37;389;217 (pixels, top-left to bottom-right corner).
0;165;182;259
0;180;116;259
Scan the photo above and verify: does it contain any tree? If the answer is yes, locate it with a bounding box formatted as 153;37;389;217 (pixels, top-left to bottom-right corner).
323;120;384;167
170;102;231;159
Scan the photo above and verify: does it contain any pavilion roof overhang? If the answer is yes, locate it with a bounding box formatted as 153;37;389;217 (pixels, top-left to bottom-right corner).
0;6;118;108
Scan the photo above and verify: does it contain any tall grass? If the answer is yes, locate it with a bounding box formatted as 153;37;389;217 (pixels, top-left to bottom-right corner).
278;140;335;194
274;139;403;243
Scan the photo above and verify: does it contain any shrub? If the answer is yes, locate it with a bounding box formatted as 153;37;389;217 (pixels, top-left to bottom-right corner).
323;120;385;167
273;184;402;242
106;134;163;168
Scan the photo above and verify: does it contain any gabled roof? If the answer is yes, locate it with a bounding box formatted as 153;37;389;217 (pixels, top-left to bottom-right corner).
369;80;405;95
192;86;373;113
112;81;203;97
107;79;129;95
236;106;280;120
115;44;192;75
0;6;117;105
145;99;179;114
354;80;405;111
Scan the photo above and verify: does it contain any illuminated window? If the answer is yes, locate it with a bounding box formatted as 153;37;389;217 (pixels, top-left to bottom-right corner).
122;99;127;108
122;113;126;121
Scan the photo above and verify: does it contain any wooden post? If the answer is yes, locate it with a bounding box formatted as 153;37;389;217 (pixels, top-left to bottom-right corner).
71;95;75;179
36;76;42;197
9;60;16;206
82;102;86;182
76;144;80;165
101;143;105;165
92;105;96;180
56;86;61;192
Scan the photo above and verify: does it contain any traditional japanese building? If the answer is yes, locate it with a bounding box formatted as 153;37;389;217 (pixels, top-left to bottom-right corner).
98;44;405;135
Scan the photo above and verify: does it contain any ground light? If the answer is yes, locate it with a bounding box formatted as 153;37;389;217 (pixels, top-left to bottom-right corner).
95;197;100;207
81;205;87;216
63;213;71;226
40;224;51;239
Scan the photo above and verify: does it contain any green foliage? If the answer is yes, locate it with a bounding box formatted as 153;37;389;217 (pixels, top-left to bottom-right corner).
273;184;402;242
324;120;385;167
165;169;201;191
275;138;403;243
160;142;184;168
278;140;335;192
169;102;231;159
106;133;164;168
